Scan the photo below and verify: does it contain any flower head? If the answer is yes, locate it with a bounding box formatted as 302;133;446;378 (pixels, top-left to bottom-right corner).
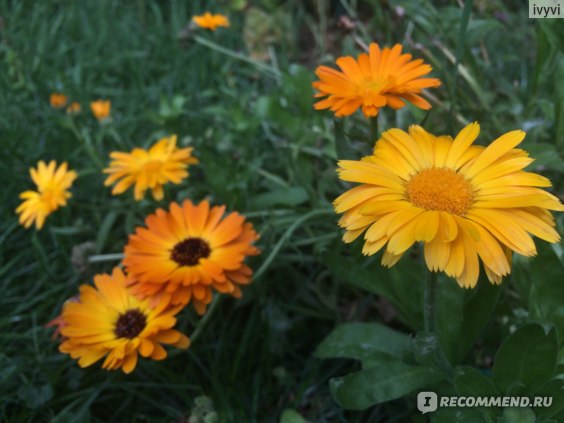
66;102;81;114
124;200;260;314
334;123;563;288
50;93;68;108
16;161;77;229
90;99;111;121
313;43;441;118
58;267;190;374
103;135;198;201
192;12;230;31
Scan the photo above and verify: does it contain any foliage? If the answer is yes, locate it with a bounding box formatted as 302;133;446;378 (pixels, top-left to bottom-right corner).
0;0;562;421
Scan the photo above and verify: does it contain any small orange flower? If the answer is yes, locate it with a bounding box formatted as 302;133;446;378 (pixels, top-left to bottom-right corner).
124;200;260;314
66;102;81;114
313;43;441;118
50;93;68;108
192;12;230;31
90;99;111;121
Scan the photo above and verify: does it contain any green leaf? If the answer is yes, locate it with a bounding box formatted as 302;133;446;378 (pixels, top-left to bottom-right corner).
454;366;499;423
455;366;498;397
249;187;308;209
330;362;446;410
280;409;308;423
492;324;557;394
500;407;536;423
430;408;486;423
323;251;424;330
456;281;502;363
315;322;412;363
435;275;464;364
534;379;564;419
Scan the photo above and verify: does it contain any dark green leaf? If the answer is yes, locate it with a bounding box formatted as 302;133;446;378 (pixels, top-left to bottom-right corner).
315;322;412;362
493;324;557;394
330;362;446;410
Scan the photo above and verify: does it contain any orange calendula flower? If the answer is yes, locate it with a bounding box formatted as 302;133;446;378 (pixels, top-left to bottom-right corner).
90;99;111;121
124;199;260;314
334;123;563;288
313;43;441;118
16;160;77;230
50;93;68;108
66;102;81;114
103;135;198;201
58;267;190;374
192;12;230;31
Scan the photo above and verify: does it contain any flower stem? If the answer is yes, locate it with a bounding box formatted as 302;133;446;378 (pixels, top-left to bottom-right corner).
423;270;453;374
424;270;438;333
190;295;222;344
88;253;124;263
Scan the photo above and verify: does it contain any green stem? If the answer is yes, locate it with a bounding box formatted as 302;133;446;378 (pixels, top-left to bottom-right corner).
194;35;280;79
189;295;222;344
67;119;104;168
369;116;379;146
423;270;453;374
424;270;438;333
88;253;124;263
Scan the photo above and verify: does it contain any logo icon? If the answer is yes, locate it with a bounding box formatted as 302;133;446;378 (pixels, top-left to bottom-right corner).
417;391;438;414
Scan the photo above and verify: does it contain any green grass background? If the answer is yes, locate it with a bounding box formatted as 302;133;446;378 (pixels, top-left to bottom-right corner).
0;0;562;421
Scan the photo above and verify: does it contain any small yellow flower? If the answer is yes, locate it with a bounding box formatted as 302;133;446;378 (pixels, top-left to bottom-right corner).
334;123;563;288
90;99;111;121
103;135;198;201
192;12;230;31
313;43;441;118
66;102;81;114
50;93;68;108
16;160;77;230
58;267;190;374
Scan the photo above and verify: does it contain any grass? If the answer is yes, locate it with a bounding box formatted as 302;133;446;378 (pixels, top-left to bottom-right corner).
1;0;562;421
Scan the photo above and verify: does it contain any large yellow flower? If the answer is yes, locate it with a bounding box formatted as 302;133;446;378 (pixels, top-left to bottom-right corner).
192;12;230;31
58;267;190;374
313;43;441;118
16;160;77;230
335;123;563;288
103;135;198;201
124;199;260;314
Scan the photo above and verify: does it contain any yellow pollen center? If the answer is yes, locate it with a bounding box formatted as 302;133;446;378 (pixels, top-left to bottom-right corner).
405;168;474;215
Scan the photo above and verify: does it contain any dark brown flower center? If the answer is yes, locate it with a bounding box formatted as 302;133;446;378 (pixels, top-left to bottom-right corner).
171;237;211;266
114;309;147;339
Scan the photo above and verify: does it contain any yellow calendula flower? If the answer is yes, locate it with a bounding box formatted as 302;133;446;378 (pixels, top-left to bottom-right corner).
58;267;190;374
16;160;77;230
334;123;563;288
90;99;111;121
124;199;260;315
66;102;81;114
103;135;198;201
50;93;68;108
192;12;230;31
313;43;441;118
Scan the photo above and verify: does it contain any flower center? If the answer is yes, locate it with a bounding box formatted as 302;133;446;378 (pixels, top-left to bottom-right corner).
405;168;474;216
171;237;211;266
115;309;147;339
